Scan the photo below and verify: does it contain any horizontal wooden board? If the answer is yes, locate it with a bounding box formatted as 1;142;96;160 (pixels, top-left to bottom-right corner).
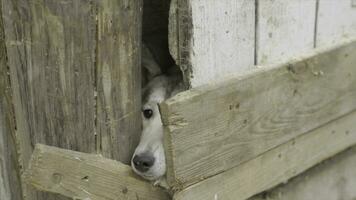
24;144;170;200
174;110;356;200
160;39;356;188
249;146;356;200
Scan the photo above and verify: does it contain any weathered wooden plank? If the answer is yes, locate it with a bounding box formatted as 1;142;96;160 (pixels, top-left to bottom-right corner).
169;0;255;88
250;146;356;200
24;144;170;200
2;0;96;199
0;5;23;199
160;39;356;188
257;0;317;65
316;0;356;48
95;0;142;164
174;110;356;200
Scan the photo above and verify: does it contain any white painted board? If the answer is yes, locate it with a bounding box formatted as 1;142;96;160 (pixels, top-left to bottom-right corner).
316;0;356;47
188;0;255;88
257;0;317;65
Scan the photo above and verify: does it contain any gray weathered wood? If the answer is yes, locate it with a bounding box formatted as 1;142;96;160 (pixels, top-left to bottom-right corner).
160;39;356;188
96;0;142;164
0;6;23;199
2;0;143;199
249;146;356;200
173;110;356;200
2;0;96;199
24;144;170;200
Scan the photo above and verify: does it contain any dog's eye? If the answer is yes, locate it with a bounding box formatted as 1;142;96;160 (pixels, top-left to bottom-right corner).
143;109;153;119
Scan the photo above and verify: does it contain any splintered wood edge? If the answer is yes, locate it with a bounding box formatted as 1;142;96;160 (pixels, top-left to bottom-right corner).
23;144;170;200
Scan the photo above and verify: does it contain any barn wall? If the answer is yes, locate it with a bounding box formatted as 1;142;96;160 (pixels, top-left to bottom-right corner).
256;0;316;65
1;0;142;199
169;0;356;88
96;0;142;164
0;5;23;199
169;0;255;87
316;0;356;47
250;146;356;200
161;40;356;190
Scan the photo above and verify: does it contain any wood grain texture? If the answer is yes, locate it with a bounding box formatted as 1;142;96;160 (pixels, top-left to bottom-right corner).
0;5;23;199
257;0;317;65
160;39;356;189
316;0;356;48
24;144;170;200
174;110;356;200
249;146;356;200
95;0;142;164
168;0;193;87
169;0;255;88
2;0;96;199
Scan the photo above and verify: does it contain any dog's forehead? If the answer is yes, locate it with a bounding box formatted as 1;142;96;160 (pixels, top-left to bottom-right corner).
143;79;169;106
144;87;166;105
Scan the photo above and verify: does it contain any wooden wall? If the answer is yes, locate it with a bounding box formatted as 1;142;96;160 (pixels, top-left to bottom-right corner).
170;0;356;88
165;0;356;198
1;0;142;199
250;146;356;200
0;5;23;199
161;40;356;190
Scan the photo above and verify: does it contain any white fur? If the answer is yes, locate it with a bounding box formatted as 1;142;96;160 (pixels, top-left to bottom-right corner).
131;76;168;181
132;75;183;181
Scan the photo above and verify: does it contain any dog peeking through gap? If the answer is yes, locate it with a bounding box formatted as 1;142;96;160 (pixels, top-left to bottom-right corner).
131;44;184;185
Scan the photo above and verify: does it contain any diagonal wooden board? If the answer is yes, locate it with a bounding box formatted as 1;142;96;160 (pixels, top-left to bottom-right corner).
24;144;170;200
160;39;356;188
174;110;356;200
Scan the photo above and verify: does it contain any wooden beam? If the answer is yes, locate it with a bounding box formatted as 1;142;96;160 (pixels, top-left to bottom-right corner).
249;146;356;200
0;5;23;199
96;0;142;164
173;110;356;200
24;144;170;200
2;1;97;199
160;39;356;188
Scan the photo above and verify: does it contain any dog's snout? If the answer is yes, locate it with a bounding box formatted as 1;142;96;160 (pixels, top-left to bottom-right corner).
133;153;155;173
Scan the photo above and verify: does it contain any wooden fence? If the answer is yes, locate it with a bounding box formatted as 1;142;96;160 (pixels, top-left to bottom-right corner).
1;0;356;200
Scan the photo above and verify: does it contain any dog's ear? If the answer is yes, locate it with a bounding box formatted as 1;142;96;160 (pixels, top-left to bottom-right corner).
142;44;162;81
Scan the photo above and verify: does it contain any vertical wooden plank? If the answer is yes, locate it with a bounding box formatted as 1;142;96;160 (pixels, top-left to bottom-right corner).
257;0;316;65
316;0;356;47
2;0;96;199
96;0;142;164
0;4;23;199
170;0;255;88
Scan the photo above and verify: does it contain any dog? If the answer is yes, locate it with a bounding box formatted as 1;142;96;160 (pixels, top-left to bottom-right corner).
131;44;183;183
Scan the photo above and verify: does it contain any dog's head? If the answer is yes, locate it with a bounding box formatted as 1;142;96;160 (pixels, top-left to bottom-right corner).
131;75;176;180
131;44;182;181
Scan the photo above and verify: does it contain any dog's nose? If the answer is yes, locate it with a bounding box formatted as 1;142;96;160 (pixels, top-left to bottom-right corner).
132;153;155;173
